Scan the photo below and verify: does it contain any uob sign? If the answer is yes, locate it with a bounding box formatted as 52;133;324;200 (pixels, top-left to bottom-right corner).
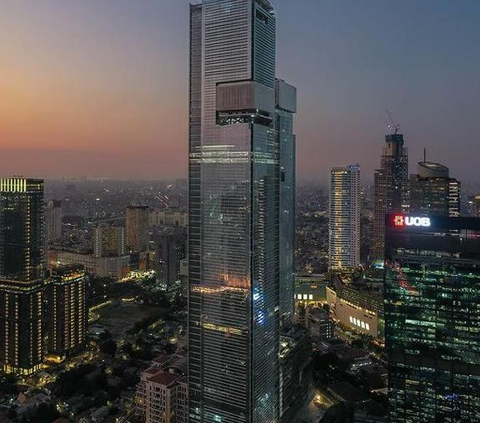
394;215;431;228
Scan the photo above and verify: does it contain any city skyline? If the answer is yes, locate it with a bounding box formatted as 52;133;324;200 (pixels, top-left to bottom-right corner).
1;0;480;183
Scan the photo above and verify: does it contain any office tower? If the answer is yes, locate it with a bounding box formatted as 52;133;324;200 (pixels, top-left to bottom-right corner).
385;214;480;422
410;161;460;217
0;178;45;375
329;165;361;270
276;79;297;324
154;230;186;287
126;205;150;253
94;224;126;258
189;1;281;422
372;133;409;260
46;199;63;242
46;266;87;360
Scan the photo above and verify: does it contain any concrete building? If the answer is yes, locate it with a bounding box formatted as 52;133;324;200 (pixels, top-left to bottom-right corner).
136;354;188;423
46;199;63;242
154;230;186;288
126;205;150;253
329;165;361;270
94;224;126;258
307;308;335;340
149;209;188;228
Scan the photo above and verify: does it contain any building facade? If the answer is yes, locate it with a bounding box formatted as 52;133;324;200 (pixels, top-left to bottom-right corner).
94;224;126;258
188;1;283;422
0;178;45;375
410;161;460;217
46;266;86;360
126;205;150;253
154;230;186;288
385;214;480;422
46;199;63;242
276;79;297;325
329;165;361;270
372;134;409;260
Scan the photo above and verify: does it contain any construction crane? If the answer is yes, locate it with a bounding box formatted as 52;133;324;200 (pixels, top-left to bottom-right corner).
385;108;401;135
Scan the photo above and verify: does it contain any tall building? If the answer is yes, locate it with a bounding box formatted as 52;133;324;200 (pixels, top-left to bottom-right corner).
188;1;283;422
329;165;361;270
276;79;297;324
385;214;480;422
126;205;150;253
410;161;460;217
46;266;87;360
154;230;186;288
467;195;480;217
372;133;409;260
46;199;63;242
94;224;126;258
0;178;45;375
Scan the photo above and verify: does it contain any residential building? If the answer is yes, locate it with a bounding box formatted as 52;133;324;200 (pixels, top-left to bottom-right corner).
126;205;150;253
46;199;63;242
329;165;361;270
0;178;45;375
46;266;87;360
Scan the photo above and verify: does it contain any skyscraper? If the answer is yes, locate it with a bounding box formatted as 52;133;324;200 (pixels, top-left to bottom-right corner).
0;178;45;375
385;214;480;422
329;164;361;270
188;1;282;422
410;161;460;217
46;199;63;242
276;79;297;324
126;205;150;253
46;266;87;360
372;133;409;260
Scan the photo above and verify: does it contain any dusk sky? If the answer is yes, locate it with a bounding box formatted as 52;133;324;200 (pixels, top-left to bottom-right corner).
1;0;479;184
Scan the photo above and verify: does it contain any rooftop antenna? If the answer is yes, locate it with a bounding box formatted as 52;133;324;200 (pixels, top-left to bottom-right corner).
423;148;427;163
385;108;401;135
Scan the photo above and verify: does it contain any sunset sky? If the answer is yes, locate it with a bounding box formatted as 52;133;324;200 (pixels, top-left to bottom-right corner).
1;0;479;183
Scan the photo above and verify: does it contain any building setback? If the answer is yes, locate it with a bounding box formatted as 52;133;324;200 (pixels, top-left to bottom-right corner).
385;214;480;422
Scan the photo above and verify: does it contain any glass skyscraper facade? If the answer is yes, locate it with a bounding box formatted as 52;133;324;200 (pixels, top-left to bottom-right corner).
188;1;284;422
0;178;45;375
385;214;480;422
276;79;297;325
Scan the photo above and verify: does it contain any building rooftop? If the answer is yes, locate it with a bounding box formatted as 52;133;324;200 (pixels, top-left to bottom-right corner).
148;370;182;387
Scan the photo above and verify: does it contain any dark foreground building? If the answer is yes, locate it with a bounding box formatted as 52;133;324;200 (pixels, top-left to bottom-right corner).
385;214;480;422
0;178;45;375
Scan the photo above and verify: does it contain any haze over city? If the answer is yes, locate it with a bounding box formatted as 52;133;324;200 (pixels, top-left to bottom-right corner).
1;0;480;183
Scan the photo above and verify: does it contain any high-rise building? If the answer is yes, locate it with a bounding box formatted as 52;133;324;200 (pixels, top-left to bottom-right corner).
188;1;283;421
329;165;361;270
385;214;480;422
154;230;186;288
126;205;150;253
46;266;87;360
276;79;297;324
46;199;63;242
94;224;126;258
0;178;45;375
372;133;409;260
410;161;460;217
